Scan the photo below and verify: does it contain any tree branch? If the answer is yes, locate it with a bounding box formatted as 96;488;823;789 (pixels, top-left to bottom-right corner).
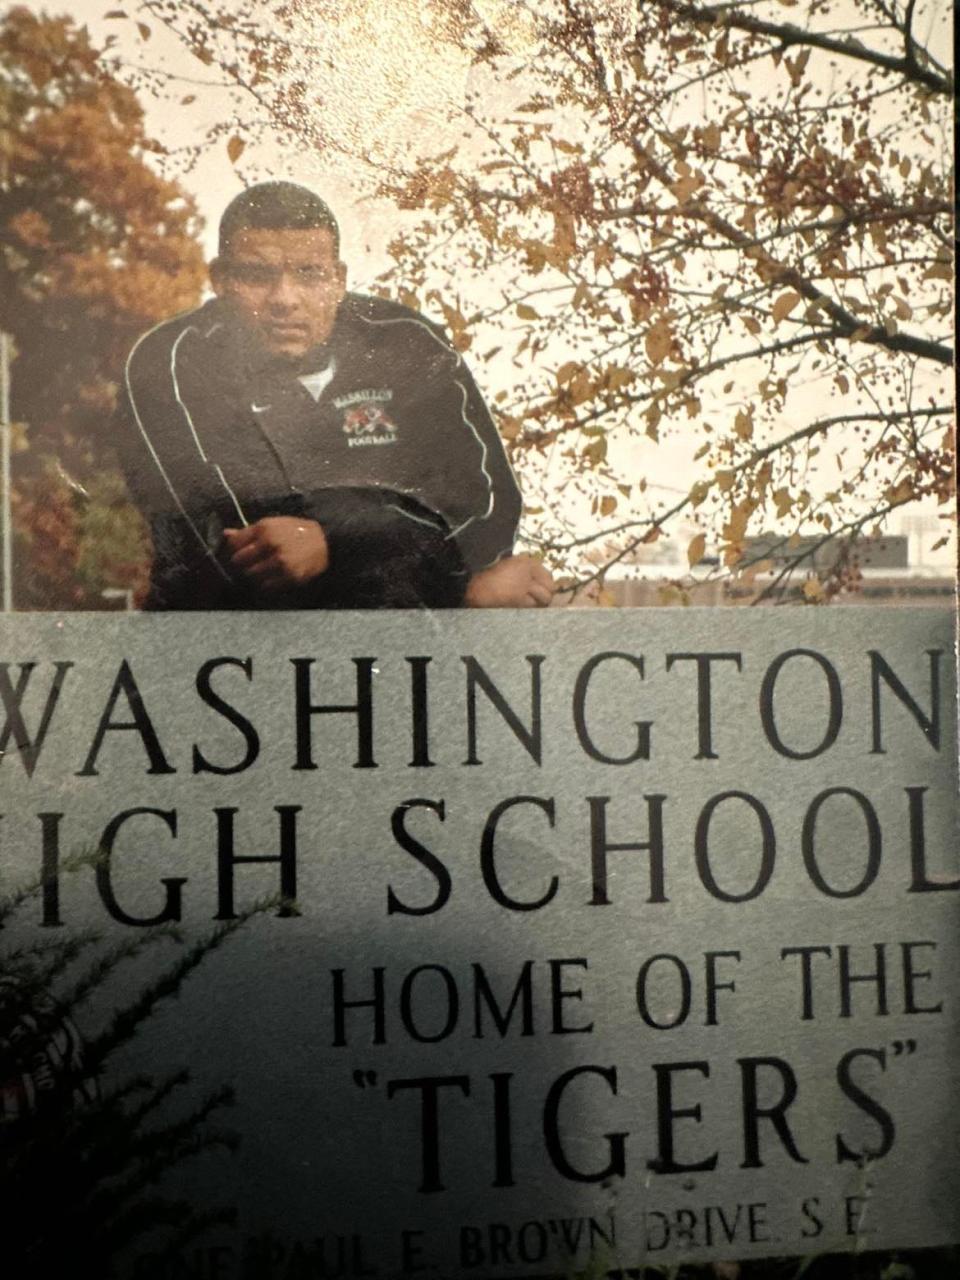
750;493;921;604
533;405;951;555
513;328;844;448
746;405;950;465
653;0;952;96
631;136;953;366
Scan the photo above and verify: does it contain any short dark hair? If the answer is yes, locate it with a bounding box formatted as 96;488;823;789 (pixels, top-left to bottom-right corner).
218;182;340;257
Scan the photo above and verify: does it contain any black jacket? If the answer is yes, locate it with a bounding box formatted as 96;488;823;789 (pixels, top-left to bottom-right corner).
118;293;522;608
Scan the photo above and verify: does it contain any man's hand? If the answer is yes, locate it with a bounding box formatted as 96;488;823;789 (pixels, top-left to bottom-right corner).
465;554;554;608
223;517;330;592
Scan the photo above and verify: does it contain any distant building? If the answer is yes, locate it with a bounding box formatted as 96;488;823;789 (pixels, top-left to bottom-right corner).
562;531;955;608
740;532;909;571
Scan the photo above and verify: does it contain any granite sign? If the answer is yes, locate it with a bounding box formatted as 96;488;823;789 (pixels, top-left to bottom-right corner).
1;608;957;1276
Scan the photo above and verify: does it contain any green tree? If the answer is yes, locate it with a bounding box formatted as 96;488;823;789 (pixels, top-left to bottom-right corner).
135;0;953;601
0;6;205;608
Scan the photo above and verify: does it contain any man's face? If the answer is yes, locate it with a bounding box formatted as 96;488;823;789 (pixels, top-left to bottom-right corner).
211;227;347;360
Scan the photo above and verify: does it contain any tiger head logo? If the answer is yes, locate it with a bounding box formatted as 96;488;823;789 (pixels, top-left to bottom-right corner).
342;403;398;447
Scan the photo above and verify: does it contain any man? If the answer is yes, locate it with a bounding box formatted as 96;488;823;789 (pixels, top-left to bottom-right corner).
119;181;553;609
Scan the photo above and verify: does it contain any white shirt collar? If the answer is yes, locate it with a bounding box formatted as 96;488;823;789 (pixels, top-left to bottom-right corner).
298;356;336;402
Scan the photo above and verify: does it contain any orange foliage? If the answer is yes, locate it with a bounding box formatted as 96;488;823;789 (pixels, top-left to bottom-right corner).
1;8;205;608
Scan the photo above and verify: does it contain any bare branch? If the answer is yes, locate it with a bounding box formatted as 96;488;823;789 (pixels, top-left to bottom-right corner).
653;0;952;96
533;405;951;556
750;493;922;604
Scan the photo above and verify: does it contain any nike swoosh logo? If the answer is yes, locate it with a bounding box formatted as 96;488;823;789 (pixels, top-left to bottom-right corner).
251;403;272;413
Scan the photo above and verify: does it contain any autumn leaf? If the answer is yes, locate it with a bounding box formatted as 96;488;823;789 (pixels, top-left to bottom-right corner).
227;134;245;163
734;409;753;441
924;262;952;281
741;559;773;585
569;371;595;405
571;282;592;309
803;579;824;602
552;211;577;259
516;303;539;320
886;478;914;504
687;532;706;568
771;291;802;324
439;300;468;339
723;500;753;547
773;488;793;519
592;242;615;270
785;47;810;87
605;364;634;391
136;21;151;40
700;121;721;153
600;495;617;517
670;172;701;204
583;436;607;466
645;320;673;365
